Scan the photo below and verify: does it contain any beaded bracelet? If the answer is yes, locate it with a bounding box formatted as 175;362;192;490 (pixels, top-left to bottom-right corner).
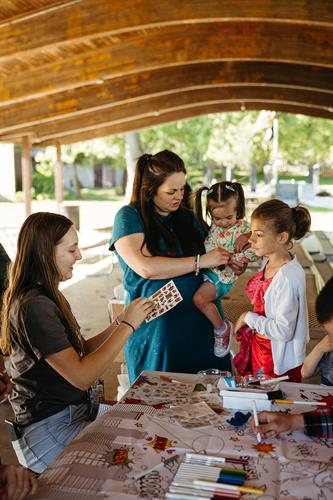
195;254;201;276
121;320;135;334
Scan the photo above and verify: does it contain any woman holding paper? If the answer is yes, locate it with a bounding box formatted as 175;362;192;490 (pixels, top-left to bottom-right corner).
110;150;243;383
1;212;153;473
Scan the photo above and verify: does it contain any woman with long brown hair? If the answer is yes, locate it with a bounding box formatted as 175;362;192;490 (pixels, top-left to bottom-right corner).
110;150;244;383
1;212;153;473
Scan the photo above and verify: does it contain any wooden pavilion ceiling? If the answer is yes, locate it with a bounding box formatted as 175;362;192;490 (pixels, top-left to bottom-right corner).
0;0;332;146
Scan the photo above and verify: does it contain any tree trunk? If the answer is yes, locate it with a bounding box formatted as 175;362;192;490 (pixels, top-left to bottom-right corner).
71;163;81;198
124;131;141;201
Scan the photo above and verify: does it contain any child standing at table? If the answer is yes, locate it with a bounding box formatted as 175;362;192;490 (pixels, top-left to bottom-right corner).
193;181;256;358
301;276;333;385
233;199;311;382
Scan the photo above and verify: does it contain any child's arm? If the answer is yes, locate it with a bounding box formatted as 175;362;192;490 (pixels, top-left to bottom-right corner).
301;335;333;379
204;227;216;252
235;232;251;253
234;227;256;262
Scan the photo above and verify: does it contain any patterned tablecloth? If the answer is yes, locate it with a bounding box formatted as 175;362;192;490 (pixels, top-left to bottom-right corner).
32;371;333;499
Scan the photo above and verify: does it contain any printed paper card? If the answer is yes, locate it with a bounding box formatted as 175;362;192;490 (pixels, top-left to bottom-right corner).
157;402;224;428
123;375;195;407
145;280;183;322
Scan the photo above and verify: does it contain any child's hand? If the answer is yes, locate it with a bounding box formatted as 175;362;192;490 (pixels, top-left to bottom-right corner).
235;232;251;253
228;254;248;275
234;312;249;333
250;411;304;438
123;297;155;330
317;335;333;354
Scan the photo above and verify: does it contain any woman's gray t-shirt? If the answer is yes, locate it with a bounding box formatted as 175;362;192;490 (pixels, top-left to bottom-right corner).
9;294;86;426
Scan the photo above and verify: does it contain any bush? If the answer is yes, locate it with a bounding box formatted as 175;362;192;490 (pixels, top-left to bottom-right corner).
317;190;331;197
32;171;55;199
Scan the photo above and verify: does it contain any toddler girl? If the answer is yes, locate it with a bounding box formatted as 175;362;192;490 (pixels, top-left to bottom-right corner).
233;199;311;382
193;181;256;357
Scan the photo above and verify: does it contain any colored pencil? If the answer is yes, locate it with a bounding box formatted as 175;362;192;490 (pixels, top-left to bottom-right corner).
274;399;327;406
167;491;239;500
260;375;289;385
185;453;248;465
252;400;261;443
194;479;265;495
248;375;289;386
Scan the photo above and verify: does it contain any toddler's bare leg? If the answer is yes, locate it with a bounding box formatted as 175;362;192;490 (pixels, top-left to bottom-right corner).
193;282;224;329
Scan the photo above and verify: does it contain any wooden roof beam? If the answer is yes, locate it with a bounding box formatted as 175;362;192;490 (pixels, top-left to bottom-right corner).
1;0;332;60
1;22;333;105
1;85;331;142
0;61;332;132
33;101;333;147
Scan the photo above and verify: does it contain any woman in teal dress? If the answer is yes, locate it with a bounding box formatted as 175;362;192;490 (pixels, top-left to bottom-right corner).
110;150;241;383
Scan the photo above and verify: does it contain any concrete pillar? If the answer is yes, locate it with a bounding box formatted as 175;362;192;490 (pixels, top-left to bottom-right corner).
0;143;15;201
21;136;32;216
55;141;63;210
124;131;141;201
271;117;279;187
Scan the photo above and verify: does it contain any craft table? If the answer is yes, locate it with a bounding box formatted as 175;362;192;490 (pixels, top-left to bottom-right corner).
32;371;333;499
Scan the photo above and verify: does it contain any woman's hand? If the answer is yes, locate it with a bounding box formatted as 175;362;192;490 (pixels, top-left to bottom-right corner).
122;297;155;330
200;247;231;269
317;335;333;355
250;411;305;438
234;312;249;334
0;464;37;500
0;370;12;402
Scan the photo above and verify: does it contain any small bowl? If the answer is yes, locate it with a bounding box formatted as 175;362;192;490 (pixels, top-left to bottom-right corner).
197;368;232;386
198;368;232;378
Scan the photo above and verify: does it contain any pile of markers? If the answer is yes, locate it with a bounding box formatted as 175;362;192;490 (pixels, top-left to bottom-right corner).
166;453;264;499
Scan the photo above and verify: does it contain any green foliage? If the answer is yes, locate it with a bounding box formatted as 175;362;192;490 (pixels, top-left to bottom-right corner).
28;112;333;203
278;114;333;167
141;117;213;168
32;148;55;199
62;137;126;168
32;170;55;199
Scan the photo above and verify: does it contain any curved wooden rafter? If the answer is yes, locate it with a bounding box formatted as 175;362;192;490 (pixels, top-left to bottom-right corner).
1;85;332;144
0;0;332;145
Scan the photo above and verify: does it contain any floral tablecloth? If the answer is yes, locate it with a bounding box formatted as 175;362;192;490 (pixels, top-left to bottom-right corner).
33;371;333;499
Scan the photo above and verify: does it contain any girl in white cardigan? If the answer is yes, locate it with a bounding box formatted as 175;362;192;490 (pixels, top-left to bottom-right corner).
233;199;311;382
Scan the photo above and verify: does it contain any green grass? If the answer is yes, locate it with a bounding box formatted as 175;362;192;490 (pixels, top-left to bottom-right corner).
64;188;123;201
304;205;333;213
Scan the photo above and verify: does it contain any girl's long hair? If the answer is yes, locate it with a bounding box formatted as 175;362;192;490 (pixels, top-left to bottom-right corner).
1;212;82;355
194;181;245;232
131;150;205;256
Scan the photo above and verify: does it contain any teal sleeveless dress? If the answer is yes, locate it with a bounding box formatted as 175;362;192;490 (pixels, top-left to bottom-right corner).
110;204;231;383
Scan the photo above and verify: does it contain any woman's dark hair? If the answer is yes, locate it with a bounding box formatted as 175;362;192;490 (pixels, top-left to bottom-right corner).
131;150;205;256
316;277;333;325
1;212;83;355
251;199;311;242
194;181;245;232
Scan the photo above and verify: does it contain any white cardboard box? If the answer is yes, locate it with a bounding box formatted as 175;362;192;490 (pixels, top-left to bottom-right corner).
220;388;274;411
221;395;272;411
